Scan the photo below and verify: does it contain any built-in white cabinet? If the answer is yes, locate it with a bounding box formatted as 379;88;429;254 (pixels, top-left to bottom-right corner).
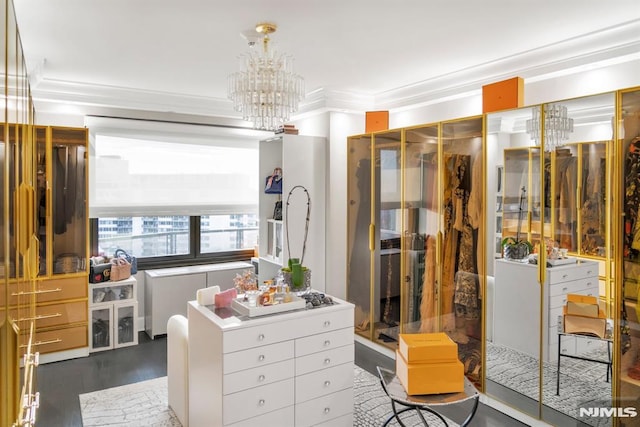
493;259;599;362
89;276;138;352
258;135;326;289
144;262;254;338
187;296;354;427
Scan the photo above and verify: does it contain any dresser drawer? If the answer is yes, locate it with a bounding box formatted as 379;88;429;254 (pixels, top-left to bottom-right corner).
295;327;353;358
12;300;88;329
313;413;353;427
547;262;598;285
9;275;87;305
224;322;294;353
295;387;353;427
295;362;354;403
223;340;294;374
296;344;354;376
226;405;294;427
291;308;354;338
222;379;294;425
548;277;598;297
224;359;294;395
24;324;88;355
549;284;598;309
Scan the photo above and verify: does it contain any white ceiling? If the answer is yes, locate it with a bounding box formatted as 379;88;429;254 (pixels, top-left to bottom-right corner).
12;0;640;122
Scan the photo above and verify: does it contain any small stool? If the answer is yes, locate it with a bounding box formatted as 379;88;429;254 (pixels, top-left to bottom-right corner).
377;366;479;427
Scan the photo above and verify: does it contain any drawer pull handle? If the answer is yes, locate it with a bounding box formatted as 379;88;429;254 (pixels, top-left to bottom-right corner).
19;338;62;348
324;320;331;327
258;375;266;382
562;274;568;279
324;380;331;387
258;399;265;406
258;354;265;361
258;334;265;341
587;270;593;275
324;358;331;365
16;313;62;322
12;288;62;296
324;340;331;347
562;287;568;292
324;407;331;414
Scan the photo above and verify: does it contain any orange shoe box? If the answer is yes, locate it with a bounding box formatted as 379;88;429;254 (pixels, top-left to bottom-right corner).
398;333;458;363
396;350;464;395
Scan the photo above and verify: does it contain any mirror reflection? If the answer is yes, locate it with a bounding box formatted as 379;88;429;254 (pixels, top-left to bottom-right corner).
485;93;615;426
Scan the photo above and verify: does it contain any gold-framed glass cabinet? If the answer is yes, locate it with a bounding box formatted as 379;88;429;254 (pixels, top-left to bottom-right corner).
347;116;485;389
486;92;617;425
618;86;640;425
1;0;39;424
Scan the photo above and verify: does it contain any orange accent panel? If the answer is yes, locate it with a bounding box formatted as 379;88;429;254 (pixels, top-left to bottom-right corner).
398;332;458;363
365;111;389;133
395;350;464;395
482;77;524;113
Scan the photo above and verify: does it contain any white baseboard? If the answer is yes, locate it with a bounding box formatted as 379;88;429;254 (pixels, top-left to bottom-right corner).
35;347;89;365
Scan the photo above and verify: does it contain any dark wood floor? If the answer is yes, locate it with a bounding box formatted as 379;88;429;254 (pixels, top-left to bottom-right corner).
35;333;528;426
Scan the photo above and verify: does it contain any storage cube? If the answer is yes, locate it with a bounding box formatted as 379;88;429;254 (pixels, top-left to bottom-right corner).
398;332;458;363
395;350;464;395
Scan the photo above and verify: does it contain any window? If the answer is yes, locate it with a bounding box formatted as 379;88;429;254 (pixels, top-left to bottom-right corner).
87;117;269;264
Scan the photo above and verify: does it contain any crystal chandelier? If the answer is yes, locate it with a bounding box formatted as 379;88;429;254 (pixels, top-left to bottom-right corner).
526;103;574;152
227;23;305;131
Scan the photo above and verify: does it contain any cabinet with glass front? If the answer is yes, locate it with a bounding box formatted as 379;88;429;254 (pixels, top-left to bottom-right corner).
27;126;89;357
347;116;485;387
619;87;640;406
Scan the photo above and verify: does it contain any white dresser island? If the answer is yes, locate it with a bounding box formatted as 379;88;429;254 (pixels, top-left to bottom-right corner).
187;295;355;427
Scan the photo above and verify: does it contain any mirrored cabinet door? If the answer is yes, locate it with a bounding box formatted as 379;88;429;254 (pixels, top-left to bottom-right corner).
619;88;640;416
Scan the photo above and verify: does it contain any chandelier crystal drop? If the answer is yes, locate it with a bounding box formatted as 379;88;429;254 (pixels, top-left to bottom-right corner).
227;23;305;131
525;103;574;152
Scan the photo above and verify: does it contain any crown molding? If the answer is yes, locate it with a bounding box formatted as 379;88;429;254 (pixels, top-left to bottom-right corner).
373;19;640;111
30;19;640;120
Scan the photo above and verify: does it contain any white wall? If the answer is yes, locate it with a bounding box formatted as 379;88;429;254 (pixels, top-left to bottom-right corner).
32;58;640;306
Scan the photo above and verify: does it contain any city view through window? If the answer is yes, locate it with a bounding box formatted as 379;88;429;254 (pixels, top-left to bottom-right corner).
98;214;258;258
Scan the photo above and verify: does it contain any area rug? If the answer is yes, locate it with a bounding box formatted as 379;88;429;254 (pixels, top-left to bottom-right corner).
486;342;611;427
80;367;458;427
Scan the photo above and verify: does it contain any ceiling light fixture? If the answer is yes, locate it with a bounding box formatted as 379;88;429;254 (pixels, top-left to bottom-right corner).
526;103;574;152
227;23;305;131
